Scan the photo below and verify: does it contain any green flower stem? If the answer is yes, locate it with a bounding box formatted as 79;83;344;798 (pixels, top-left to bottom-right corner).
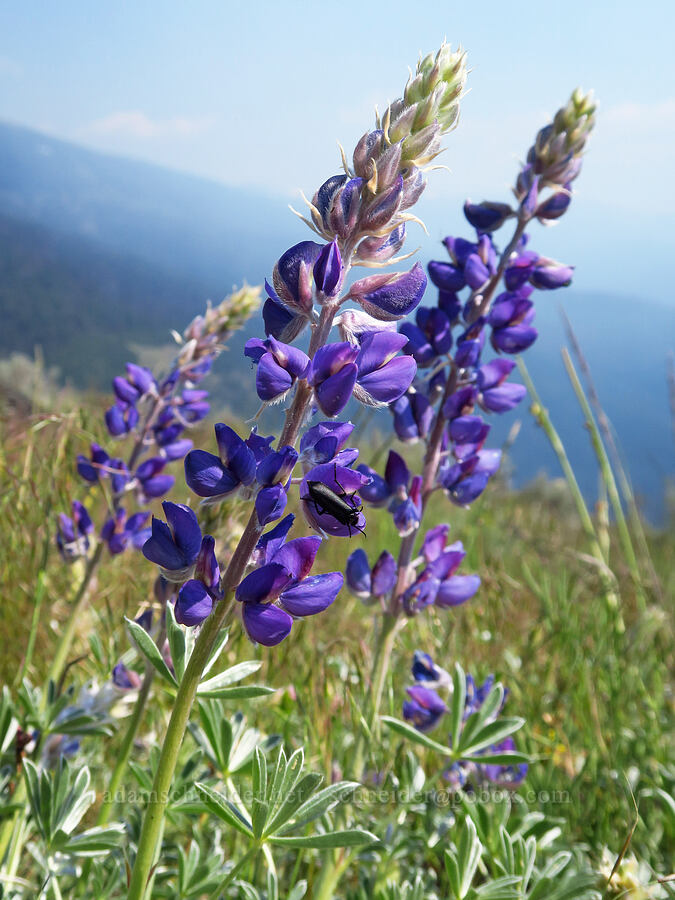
518;358;624;630
48;542;104;687
127;296;345;900
126;591;236;900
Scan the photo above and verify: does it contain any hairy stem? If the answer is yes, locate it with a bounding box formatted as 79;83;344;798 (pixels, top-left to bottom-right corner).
126;294;344;899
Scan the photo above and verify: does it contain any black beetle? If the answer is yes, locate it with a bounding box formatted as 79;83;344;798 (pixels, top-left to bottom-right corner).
302;465;365;537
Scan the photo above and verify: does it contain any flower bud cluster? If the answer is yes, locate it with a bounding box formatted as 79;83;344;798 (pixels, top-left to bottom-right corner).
516;89;596;221
306;43;467;261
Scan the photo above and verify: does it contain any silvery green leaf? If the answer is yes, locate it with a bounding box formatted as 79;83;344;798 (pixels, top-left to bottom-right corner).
0;686;18;754
450;663;466;753
166;601;187;682
197;684;274;700
287;882;308;900
268;829;376;849
458;683;504;749
55;824;125;857
124;616;176;686
458;817;482;897
458;717;525;757
253;746;268;803
201;627;229;676
474;876;521;899
473;752;529;765
264;772;322;836
194;782;253;837
198;660;262;693
381;716;453;756
251;798;269;840
276;781;360;834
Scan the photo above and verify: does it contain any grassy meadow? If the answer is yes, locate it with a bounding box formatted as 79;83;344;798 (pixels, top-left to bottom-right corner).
0;369;673;897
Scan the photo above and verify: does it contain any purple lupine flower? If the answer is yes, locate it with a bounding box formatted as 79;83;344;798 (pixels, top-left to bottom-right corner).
356;450;420;536
109;458;131;496
300;463;369;537
391;390;433;443
347;264;427;321
56;500;94;562
355;224;406;264
448;415;491;461
399;306;452;367
353;331;417;406
101;509;150;555
249;514;295;569
313;238;343;296
529;257;574;289
402;685;447;732
135;456;175;501
392;475;422;537
476;359;527;413
411;650;451;687
76;443;110;483
403;541;479;612
299;421;357;470
482;737;528;786
255;446;298;526
463;199;513;233
262;241;323;341
112;363;156;404
345;548;397;602
172;389;211;425
142;501;202;582
155;420;193;462
420;524;450;563
105;401;139;437
112;662;142;690
503;249;538;291
273;241;323;315
235;535;343;646
535;185;572;221
175;535;222;626
306;343;359;417
439;455;491;506
245;337;310;404
488;291;538;354
184;424;257;502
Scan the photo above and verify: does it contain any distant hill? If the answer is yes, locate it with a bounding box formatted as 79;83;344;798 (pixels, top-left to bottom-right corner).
0;211;209;388
0;120;297;291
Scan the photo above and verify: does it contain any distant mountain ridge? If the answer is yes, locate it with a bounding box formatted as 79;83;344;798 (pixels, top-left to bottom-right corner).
0;120;296;290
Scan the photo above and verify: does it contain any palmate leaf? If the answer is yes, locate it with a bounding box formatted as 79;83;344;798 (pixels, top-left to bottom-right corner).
276;781;361;835
194;745;375;860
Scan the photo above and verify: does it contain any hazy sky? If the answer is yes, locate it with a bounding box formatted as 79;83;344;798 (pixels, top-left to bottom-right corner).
1;1;674;298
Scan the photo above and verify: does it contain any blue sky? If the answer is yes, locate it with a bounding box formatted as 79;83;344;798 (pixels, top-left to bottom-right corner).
1;0;674;298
